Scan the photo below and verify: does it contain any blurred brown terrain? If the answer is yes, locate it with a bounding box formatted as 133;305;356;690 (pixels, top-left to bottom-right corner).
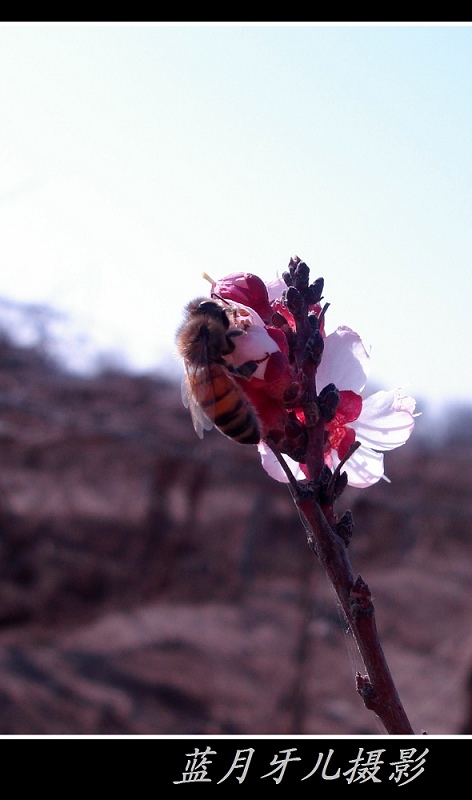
0;319;471;736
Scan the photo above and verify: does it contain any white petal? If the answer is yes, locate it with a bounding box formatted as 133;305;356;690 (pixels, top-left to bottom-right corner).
258;442;305;483
230;324;280;377
265;277;286;302
316;327;370;394
353;389;416;451
332;445;385;488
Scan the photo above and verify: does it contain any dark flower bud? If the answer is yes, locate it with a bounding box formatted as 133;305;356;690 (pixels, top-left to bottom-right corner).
266;428;284;444
279;440;307;462
293;260;310;291
333;470;349;499
287;255;302;270
318;382;340;422
284;411;306;438
306;277;324;306
279;412;308;461
282;270;293;287
288;446;307;461
303;330;324;366
283;382;302;404
285;286;304;317
336;509;354;546
271;310;289;328
351;575;373;613
318;464;333;492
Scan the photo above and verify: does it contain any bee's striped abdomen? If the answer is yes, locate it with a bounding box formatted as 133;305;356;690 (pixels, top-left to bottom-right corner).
201;364;260;444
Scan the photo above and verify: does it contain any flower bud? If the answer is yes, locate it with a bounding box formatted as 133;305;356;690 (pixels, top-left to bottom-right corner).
318;382;340;422
306;277;324;306
293;260;310;291
337;509;354;546
282;270;293;287
333;470;349;499
285;286;304;318
303;330;324;367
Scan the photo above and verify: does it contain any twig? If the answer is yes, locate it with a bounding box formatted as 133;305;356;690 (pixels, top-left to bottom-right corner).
295;486;414;734
271;255;415;734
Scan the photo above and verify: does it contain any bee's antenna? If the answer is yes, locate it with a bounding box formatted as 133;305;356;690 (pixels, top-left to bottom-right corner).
210;292;231;307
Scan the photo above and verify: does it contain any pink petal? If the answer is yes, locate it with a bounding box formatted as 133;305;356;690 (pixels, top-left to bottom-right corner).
332;445;385;488
353;389;416;451
265;277;286;302
316;327;370;395
231;324;280;378
335;390;363;424
212;273;273;321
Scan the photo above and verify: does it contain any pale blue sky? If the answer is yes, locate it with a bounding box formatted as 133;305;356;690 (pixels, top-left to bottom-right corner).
0;23;471;413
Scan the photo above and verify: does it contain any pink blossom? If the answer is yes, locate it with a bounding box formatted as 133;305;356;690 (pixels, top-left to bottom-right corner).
203;273;416;489
261;325;416;488
211;273;273;323
221;298;300;434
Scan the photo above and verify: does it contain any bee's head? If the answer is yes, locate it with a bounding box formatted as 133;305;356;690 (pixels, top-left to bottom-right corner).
198;299;230;329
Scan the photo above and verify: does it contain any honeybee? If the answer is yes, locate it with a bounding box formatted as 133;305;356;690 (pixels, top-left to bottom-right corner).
176;297;261;444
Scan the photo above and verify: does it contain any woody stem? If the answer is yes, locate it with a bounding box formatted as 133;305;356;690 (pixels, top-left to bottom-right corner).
295;490;414;734
282;256;414;734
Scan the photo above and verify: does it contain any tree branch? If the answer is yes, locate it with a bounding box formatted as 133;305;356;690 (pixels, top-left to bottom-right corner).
295;486;414;734
273;255;415;734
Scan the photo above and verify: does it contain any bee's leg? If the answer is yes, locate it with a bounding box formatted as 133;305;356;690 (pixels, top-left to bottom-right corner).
213;353;256;378
225;350;271;379
226;361;259;379
225;328;244;354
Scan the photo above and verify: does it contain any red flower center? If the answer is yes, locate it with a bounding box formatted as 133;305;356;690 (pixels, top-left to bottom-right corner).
325;390;362;461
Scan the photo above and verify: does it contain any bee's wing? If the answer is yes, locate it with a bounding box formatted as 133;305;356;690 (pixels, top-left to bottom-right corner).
181;363;215;439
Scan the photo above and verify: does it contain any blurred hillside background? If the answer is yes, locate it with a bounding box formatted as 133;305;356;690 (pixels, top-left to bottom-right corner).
0;299;470;735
